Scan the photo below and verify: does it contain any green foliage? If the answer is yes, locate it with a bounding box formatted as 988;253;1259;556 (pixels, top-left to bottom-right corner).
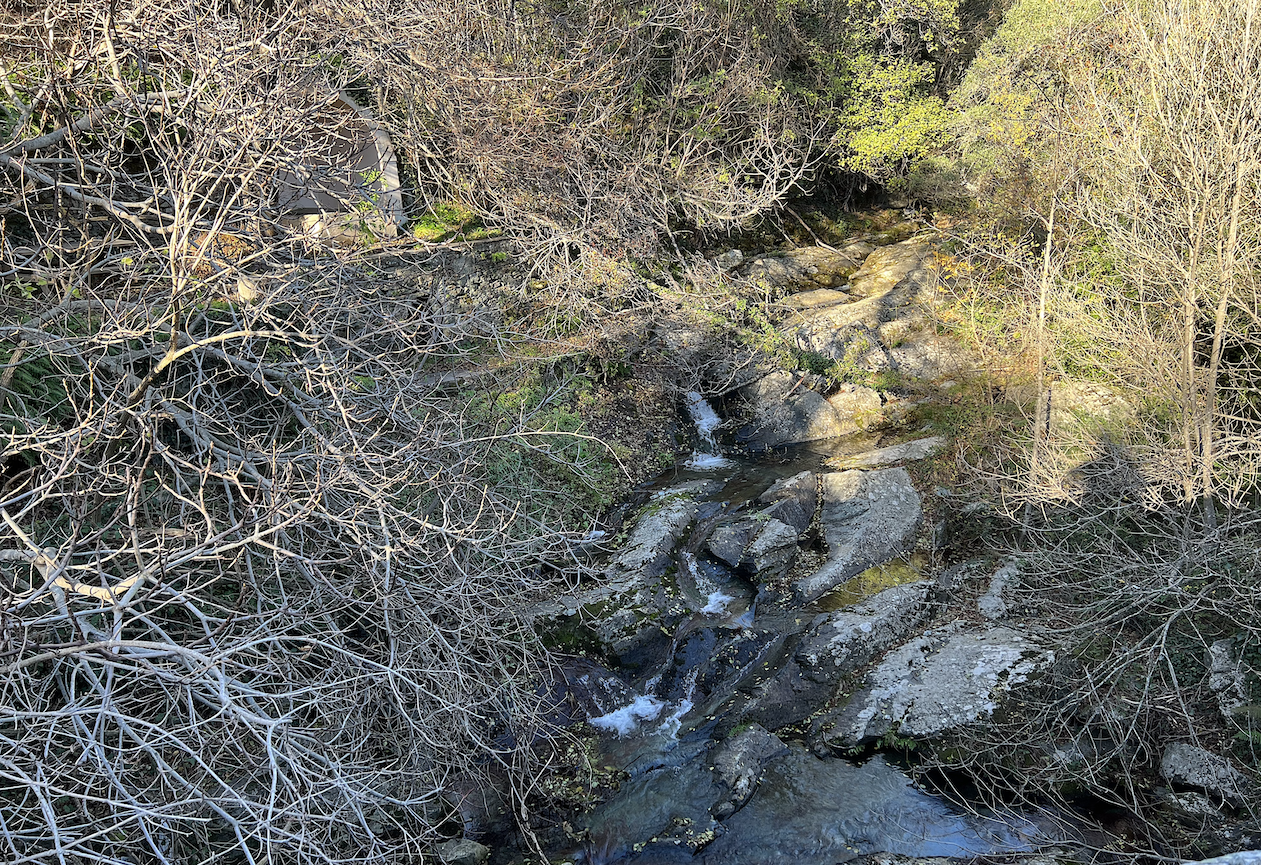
951;0;1103;207
462;369;623;528
0;345;76;432
877;728;919;752
833;57;954;181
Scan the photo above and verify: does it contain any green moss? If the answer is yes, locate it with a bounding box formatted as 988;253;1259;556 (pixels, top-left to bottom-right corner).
814;554;929;610
410;201;496;242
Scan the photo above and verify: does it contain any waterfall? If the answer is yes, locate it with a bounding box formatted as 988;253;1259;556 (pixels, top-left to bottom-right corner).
683;391;732;470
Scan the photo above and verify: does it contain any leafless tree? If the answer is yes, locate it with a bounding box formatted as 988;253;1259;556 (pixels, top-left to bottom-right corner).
1063;0;1261;516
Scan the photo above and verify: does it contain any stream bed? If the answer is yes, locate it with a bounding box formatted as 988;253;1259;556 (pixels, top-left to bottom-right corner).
535;400;1060;865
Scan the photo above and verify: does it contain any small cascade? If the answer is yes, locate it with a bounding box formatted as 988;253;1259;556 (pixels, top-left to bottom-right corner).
683;391;733;470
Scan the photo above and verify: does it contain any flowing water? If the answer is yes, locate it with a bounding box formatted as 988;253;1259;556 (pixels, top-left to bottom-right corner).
550;395;1053;865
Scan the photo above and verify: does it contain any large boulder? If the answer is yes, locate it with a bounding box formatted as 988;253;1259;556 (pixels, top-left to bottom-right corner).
707;516;800;578
847;238;935;299
745;243;874;292
739;372;884;447
796;581;933;682
610;483;710;577
814;624;1054;748
1160;743;1249;804
792;469;922;603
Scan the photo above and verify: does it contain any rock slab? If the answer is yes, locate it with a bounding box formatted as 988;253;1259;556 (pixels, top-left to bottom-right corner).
740;372;883;446
818;625;1053;747
1160;743;1248;804
797;581;934;681
793;469;922;602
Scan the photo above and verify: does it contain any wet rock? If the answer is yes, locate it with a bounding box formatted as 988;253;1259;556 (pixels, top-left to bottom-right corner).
531;481;721;661
746;244;873;292
691;629;787;710
1160;743;1248;804
736;655;834;733
436;839;490;865
612;482;716;577
739;373;883;446
699;746;1039;864
817;624;1053;748
796;581;933;681
977;560;1019;620
852;855;955;865
793;469;922;603
581;759;725;863
709;725;790;818
826;436;947;469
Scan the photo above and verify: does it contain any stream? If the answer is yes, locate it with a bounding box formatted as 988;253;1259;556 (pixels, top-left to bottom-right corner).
538;395;1058;865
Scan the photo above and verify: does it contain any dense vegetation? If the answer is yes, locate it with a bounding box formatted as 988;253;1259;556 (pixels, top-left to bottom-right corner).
1;0;1259;860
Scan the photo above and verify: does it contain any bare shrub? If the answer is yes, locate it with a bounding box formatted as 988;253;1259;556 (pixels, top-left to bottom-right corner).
924;502;1260;854
0;3;614;861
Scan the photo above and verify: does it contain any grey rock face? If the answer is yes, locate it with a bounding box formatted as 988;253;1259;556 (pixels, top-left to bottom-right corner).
611;487;703;577
436;839;490;865
740;373;884;446
745;244;873;291
745;518;800;576
796;581;933;681
777;238;974;381
977;561;1020;621
1186;853;1261;865
530;481;720;658
817;625;1053;747
759;470;819;534
708;521;757;568
706;516;800;578
793;469;922;603
710;725;790;818
1207;639;1249;725
827;437;947;469
1160;743;1248;803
